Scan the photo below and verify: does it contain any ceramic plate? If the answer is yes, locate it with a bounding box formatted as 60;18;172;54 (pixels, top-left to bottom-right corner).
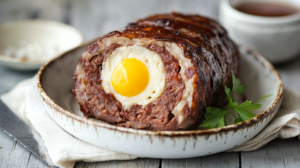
37;41;283;158
0;20;83;70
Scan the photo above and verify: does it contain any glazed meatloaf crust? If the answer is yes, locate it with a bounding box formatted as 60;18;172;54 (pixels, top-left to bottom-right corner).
73;12;239;131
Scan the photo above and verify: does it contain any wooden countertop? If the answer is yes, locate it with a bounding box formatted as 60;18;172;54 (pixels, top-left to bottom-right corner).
1;0;300;167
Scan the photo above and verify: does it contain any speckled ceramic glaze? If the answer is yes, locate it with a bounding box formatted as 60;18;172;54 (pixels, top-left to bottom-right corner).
37;41;283;158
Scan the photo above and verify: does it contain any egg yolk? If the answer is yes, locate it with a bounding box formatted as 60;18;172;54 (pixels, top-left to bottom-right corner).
111;58;149;97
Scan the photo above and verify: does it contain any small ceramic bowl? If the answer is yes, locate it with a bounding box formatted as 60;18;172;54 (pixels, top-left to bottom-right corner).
37;41;283;158
0;20;83;70
220;0;300;64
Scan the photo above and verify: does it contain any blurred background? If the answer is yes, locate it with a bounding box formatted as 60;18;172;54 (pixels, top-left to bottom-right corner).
0;0;220;40
0;0;221;94
0;0;300;92
1;1;300;167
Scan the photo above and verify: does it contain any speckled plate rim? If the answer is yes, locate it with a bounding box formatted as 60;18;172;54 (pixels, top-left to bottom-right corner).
0;19;84;64
37;41;283;137
0;55;44;64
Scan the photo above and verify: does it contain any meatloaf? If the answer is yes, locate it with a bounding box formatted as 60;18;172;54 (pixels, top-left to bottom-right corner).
73;12;239;131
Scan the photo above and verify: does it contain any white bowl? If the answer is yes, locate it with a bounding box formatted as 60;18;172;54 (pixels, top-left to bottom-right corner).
0;20;83;70
220;0;300;63
37;41;283;158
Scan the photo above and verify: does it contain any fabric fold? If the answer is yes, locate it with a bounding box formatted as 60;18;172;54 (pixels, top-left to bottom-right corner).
1;76;137;168
1;76;300;167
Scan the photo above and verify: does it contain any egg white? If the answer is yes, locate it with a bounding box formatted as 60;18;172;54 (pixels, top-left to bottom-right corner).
101;45;166;110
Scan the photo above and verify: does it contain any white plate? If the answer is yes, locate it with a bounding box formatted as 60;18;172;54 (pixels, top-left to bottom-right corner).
0;20;83;70
37;42;283;158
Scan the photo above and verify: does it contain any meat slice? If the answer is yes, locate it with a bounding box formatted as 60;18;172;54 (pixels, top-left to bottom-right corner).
73;12;239;131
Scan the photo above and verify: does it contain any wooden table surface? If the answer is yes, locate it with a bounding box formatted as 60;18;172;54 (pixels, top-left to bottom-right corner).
1;0;300;167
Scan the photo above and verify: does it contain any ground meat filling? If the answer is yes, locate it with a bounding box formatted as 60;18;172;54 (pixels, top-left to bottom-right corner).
80;44;124;123
79;43;186;130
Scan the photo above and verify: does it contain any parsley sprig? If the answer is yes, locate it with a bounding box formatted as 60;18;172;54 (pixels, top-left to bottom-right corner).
199;72;272;129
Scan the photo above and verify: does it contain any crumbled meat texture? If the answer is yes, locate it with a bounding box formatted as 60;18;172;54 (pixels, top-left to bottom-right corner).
75;44;185;130
75;44;124;123
73;12;240;130
118;44;185;130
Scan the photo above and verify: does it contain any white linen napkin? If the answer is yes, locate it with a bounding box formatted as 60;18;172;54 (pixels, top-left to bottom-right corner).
1;75;300;167
228;88;300;151
1;76;137;168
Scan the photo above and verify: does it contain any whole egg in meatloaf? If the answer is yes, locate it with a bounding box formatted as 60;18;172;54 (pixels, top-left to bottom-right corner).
73;12;239;131
101;45;166;109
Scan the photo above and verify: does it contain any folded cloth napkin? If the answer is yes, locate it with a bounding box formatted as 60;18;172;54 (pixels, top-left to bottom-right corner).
1;76;300;167
228;88;300;151
1;76;137;168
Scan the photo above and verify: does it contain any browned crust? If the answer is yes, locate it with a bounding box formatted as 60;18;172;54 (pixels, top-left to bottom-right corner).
73;12;240;130
74;43;186;130
37;39;283;136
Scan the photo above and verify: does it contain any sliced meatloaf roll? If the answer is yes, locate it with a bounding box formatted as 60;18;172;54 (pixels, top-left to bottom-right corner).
73;12;239;131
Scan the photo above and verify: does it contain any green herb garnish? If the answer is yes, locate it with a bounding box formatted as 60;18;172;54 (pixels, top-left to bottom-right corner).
199;72;272;129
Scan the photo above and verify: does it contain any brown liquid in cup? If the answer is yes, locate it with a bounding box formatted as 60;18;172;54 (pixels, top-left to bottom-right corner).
234;2;299;17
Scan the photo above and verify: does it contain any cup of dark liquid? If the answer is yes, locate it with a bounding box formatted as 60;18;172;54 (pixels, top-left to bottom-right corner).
220;0;300;63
